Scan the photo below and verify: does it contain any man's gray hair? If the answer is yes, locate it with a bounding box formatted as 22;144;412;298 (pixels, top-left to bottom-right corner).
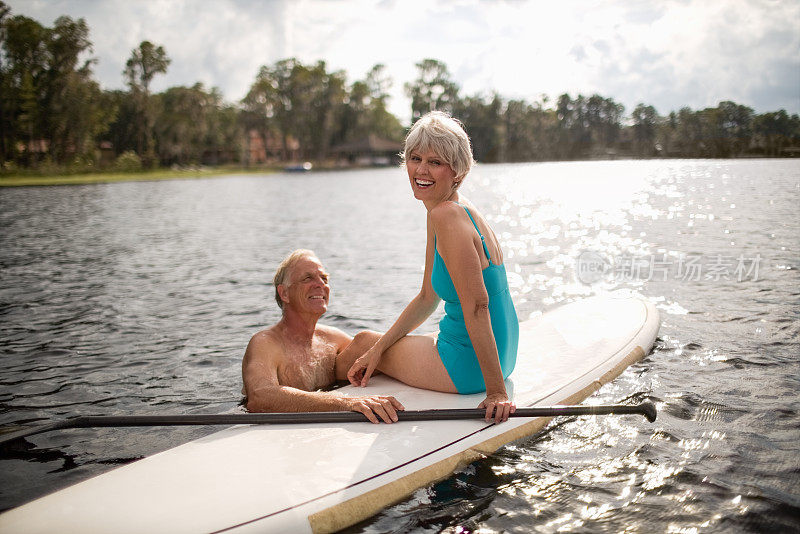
273;249;318;309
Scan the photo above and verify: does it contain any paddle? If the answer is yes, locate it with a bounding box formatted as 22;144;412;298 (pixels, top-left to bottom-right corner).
0;402;656;446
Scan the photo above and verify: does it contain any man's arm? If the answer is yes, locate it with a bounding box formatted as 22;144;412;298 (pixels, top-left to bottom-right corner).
242;331;403;423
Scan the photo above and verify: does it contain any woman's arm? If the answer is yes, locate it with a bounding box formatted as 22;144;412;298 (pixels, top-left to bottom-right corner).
430;202;513;421
370;214;441;351
347;217;440;386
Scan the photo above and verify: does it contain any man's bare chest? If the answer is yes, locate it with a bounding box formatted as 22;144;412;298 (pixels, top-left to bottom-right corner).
277;339;337;391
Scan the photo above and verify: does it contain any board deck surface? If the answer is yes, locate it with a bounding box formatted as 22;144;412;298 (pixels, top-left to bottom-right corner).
0;294;659;534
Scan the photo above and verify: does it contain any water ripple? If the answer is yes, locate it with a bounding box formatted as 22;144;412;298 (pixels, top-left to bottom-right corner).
2;161;800;532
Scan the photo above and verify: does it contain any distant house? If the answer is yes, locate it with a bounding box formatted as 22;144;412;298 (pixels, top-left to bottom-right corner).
99;141;115;165
330;135;403;167
16;139;49;156
247;129;300;164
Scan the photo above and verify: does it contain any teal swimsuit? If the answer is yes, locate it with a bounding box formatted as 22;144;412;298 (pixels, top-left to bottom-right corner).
431;205;519;394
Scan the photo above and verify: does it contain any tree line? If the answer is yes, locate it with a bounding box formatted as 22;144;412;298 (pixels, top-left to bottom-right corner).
413;58;799;161
1;5;798;174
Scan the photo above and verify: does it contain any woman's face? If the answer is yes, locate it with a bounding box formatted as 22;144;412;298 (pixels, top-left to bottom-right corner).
406;148;458;204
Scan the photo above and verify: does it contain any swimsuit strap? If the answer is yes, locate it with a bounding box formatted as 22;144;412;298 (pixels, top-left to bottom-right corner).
460;205;492;263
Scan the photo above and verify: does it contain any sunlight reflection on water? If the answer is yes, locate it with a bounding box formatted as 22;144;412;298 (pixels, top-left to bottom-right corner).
1;159;798;532
345;159;799;533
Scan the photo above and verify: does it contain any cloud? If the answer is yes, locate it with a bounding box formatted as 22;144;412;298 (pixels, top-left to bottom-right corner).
7;0;289;97
6;0;799;121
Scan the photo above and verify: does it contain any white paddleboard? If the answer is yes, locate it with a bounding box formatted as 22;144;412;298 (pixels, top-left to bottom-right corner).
0;295;659;534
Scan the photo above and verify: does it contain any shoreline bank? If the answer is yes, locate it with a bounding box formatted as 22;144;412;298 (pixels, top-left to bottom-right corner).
0;167;282;188
2;156;797;188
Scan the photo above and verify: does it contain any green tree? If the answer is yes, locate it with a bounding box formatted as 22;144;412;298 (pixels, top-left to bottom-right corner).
361;64;403;141
336;78;369;144
295;61;346;160
0;7;112;166
654;111;678;156
454;93;503;162
0;12;49;164
155;83;211;165
207;102;244;165
504;97;559;162
404;59;460;121
53;71;116;165
45;16;94;160
155;83;244;166
503;100;534;162
671;107;705;157
241;63;283;163
102;89;139;156
334;64;403;146
124;40;170;166
632;104;659;156
0;1;12;160
14;70;38;163
242;58;303;161
586;94;624;150
713;101;753;157
556;94;589;158
244;58;352;161
753;110;798;156
554;93;625;158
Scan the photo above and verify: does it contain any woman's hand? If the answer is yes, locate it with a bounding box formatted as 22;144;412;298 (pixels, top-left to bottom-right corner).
478;392;516;423
347;345;383;387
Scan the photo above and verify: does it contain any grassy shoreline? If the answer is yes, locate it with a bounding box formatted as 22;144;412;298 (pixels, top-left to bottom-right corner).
3;156;795;188
0;167;280;187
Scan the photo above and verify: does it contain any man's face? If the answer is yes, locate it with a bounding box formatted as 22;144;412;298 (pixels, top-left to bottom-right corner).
282;256;330;314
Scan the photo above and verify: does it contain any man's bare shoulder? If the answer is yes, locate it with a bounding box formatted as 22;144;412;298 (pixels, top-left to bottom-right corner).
315;323;352;350
244;326;284;362
315;323;348;337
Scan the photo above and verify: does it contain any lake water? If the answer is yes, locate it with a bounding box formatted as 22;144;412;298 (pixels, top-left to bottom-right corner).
1;159;798;532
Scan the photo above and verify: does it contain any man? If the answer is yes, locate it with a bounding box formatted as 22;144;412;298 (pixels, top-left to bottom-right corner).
242;249;403;423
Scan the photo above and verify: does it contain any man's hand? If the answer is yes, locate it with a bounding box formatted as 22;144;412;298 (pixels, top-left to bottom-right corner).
343;394;405;424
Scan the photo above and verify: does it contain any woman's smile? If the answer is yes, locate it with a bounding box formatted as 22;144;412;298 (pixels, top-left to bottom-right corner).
407;149;457;203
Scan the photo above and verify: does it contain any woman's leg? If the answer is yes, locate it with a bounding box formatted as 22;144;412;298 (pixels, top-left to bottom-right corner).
376;334;458;393
335;330;381;381
337;331;458;393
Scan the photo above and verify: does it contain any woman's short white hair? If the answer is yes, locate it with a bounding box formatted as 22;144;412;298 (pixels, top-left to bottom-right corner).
403;111;475;181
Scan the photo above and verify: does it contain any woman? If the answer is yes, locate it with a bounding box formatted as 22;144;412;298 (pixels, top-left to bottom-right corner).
347;111;519;423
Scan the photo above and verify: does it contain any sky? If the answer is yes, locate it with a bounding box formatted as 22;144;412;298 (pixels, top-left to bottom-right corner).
7;0;800;123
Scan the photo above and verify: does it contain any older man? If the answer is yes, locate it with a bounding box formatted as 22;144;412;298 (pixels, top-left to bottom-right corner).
242;249;402;423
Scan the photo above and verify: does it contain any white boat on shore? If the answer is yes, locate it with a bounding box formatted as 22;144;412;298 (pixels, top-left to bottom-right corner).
284;162;313;172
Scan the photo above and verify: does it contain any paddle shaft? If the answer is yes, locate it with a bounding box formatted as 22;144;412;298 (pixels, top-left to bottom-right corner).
0;402;656;446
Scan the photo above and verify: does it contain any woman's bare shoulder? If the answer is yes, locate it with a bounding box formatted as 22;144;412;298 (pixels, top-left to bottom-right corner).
429;200;466;228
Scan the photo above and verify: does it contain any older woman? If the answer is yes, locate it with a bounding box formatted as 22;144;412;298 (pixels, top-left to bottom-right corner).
347;111;519;423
